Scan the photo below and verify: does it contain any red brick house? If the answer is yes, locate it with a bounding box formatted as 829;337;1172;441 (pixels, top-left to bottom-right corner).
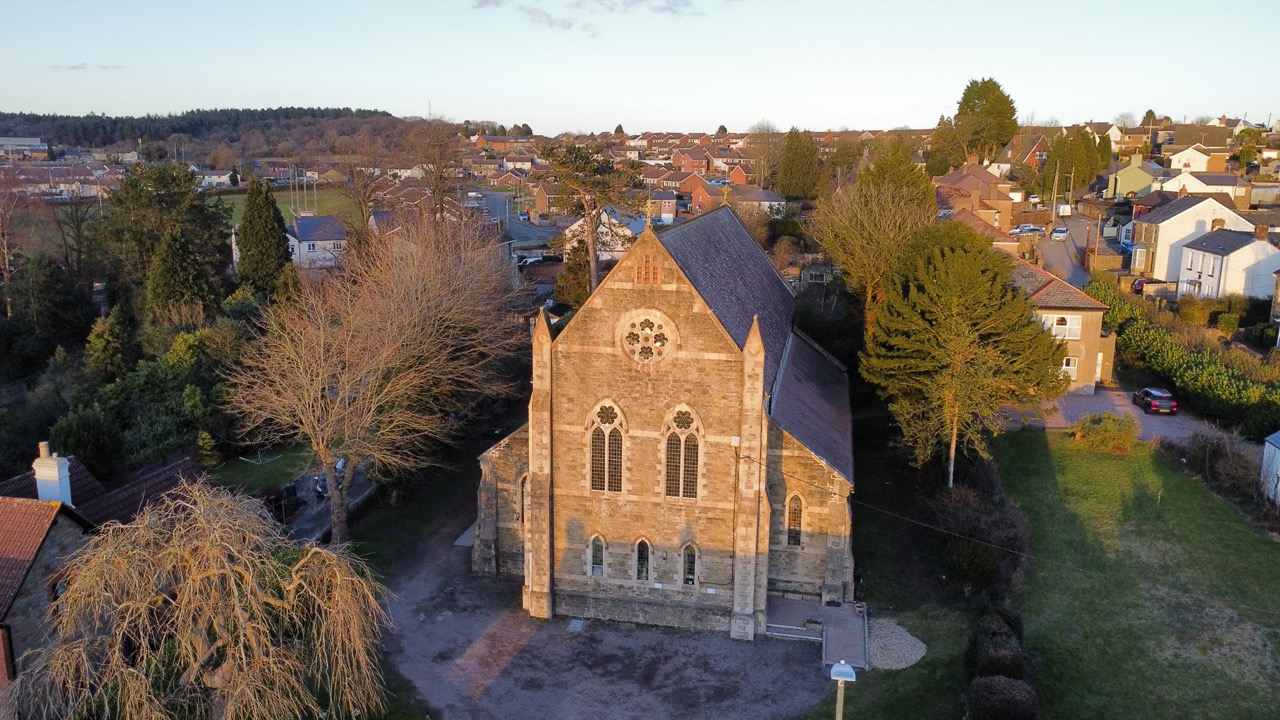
672;147;709;175
729;165;750;185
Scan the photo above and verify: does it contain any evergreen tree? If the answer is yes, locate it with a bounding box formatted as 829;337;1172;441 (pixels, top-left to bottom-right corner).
860;223;1066;488
1096;134;1112;165
554;242;591;308
615;124;625;135
228;167;240;187
236;178;291;294
273;262;301;304
84;305;136;381
955;78;1019;162
776;128;821;200
50;407;123;484
144;228;217;327
521;123;532;136
716;124;728;134
461;119;473;137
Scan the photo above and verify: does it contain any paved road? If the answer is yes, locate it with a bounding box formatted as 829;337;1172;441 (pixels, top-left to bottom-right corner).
1042;388;1205;443
473;186;562;248
1041;211;1092;287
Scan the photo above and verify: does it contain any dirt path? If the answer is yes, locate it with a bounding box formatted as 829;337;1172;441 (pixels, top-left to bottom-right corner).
380;437;833;720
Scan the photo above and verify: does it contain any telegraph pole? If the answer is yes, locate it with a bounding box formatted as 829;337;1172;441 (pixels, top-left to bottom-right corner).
1049;160;1061;221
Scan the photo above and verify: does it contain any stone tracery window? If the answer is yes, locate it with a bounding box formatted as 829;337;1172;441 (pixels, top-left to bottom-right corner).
590;536;605;576
636;540;650;581
588;402;624;492
787;495;803;546
682;544;697;586
663;406;701;499
618;309;676;364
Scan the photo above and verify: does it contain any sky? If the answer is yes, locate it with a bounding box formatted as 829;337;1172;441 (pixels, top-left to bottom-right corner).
6;0;1279;135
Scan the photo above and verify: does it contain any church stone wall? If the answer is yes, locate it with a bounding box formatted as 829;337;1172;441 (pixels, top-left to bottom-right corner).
545;235;750;630
474;425;529;577
765;423;854;602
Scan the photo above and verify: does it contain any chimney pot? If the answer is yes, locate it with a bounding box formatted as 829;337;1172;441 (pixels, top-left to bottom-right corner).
38;441;50;459
33;441;73;507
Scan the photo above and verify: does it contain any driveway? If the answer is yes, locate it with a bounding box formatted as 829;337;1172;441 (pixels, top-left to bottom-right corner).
1041;388;1206;443
382;437;833;719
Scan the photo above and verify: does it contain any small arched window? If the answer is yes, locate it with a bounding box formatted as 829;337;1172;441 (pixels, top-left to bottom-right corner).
590;537;605;577
636;540;650;581
787;496;803;546
682;545;697;586
588;403;624;492
663;407;701;499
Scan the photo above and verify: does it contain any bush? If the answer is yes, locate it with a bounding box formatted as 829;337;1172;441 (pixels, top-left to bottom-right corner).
935;481;1030;600
967;676;1038;720
1177;295;1209;326
968;631;1027;680
1217;312;1240;334
1181;426;1262;502
1070;412;1141;454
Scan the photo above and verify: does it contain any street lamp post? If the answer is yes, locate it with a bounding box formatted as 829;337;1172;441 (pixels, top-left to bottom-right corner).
830;659;857;720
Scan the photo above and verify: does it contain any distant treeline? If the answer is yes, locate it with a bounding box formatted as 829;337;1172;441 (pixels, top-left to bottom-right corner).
0;107;393;148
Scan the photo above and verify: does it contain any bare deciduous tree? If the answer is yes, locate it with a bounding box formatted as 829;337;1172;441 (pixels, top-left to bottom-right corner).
0;172;29;318
744;120;784;189
6;481;387;720
226;212;525;544
402;117;466;221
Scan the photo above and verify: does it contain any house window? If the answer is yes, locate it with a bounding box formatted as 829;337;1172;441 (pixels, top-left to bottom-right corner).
588;403;623;492
787;496;803;546
590;537;605;577
636;540;650;581
1045;315;1082;340
307;242;316;252
682;545;697;586
663;407;701;499
1062;357;1079;380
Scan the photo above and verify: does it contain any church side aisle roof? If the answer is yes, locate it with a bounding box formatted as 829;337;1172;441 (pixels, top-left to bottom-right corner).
770;330;854;484
656;207;795;391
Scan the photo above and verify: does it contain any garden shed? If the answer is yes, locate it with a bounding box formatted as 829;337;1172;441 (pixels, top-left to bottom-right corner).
1259;431;1280;505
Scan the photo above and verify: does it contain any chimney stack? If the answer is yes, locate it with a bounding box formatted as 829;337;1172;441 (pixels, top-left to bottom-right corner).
32;441;73;507
1257;224;1270;241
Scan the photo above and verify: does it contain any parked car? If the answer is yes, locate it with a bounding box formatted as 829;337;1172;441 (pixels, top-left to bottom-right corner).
1132;387;1178;414
1050;226;1069;241
315;458;347;499
1131;278;1146;294
517;211;530;221
1028;194;1041;204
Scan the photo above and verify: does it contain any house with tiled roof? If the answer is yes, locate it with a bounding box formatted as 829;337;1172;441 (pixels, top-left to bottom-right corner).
1002;251;1115;393
0;496;88;689
473;207;858;654
288;215;348;269
1156;171;1252;210
1130;195;1253;281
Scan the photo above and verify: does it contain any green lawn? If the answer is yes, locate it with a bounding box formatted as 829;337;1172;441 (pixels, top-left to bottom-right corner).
995;432;1280;719
210;443;314;494
219;186;358;225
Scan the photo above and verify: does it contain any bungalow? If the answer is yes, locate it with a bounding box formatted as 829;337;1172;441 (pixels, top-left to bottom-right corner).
690;183;785;216
487;169;528;187
1178;226;1280;299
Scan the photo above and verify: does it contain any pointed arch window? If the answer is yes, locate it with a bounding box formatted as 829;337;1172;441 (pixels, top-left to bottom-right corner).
787;495;803;546
682;544;697;586
636;540;650;581
588;403;624;492
664;407;701;499
590;536;605;577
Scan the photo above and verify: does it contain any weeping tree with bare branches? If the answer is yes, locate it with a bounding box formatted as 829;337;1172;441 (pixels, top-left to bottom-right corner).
226;212;526;544
4;481;386;720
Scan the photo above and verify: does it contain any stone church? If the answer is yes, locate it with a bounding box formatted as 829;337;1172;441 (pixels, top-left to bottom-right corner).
472;207;854;640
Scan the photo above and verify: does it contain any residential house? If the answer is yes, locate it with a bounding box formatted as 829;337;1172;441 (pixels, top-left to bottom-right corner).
1130;195;1253;281
639;166;671;187
934;162;1017;232
504;153;534;172
1004;254;1115;394
671;147;709;175
532;182;566;216
1106;154;1168;198
1168;144;1229;173
654;171;706;196
1178;226;1280;299
488;169;528;187
472;208;856;643
1117;127;1153;154
476;136;537;152
729;165;750;185
1156;172;1252;210
989;135;1050;178
563;207;651;260
289;215;348;269
690;184;785;216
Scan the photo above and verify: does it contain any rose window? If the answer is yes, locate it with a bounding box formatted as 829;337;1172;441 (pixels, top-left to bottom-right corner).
625;318;668;362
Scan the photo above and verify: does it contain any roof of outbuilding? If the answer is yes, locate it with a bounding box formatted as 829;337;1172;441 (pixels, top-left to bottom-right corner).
657;206;795;391
770;331;853;484
0;497;61;619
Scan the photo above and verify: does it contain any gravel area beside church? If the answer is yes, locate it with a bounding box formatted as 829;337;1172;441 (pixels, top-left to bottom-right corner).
867;618;927;670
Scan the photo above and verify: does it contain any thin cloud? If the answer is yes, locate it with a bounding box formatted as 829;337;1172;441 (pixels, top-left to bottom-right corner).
52;63;123;71
517;5;575;29
471;0;505;7
571;0;697;13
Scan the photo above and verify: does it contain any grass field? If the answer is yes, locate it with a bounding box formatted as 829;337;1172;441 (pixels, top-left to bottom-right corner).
995;432;1280;720
210;443;314;494
218;186;357;226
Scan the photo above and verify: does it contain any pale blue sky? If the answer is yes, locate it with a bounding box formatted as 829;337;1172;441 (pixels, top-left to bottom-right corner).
7;0;1278;134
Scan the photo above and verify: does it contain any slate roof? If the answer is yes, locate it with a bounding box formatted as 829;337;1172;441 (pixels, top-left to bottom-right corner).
770;331;854;483
1191;172;1245;187
656;206;795;391
1135;195;1214;225
1184;229;1268;256
728;185;785;203
1003;251;1108;311
293;215;348;242
0;456;106;504
0;497;61;618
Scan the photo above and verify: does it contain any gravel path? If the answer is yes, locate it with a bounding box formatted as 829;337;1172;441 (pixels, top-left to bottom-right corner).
867;619;927;670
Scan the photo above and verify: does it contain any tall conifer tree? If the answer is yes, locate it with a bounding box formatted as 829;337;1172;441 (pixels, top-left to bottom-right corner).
237;178;291;294
144;228;216;326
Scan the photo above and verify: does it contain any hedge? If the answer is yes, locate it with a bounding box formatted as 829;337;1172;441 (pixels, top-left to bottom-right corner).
1084;281;1280;437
